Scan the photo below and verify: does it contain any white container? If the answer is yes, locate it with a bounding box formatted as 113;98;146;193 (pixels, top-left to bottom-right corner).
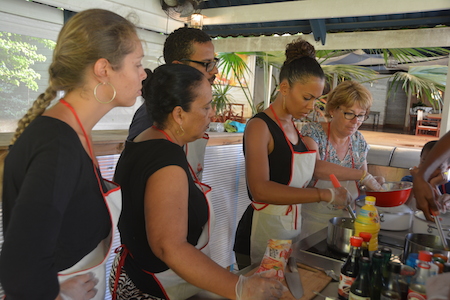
355;199;413;231
412;211;450;239
208;122;224;132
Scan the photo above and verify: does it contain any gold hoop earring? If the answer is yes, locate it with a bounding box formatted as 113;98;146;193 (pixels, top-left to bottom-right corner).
176;124;185;136
94;82;116;104
283;95;286;110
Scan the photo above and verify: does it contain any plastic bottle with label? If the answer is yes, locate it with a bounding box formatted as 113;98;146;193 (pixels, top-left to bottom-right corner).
354;196;380;251
338;236;363;300
408;251;438;300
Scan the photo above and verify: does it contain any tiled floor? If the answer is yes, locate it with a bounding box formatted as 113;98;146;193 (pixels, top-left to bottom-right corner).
359;125;439;149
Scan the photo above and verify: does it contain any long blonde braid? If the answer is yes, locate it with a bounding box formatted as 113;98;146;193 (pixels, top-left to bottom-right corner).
11;87;57;145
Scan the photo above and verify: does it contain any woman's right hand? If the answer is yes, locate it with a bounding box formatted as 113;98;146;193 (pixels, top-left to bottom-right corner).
326;187;352;209
57;272;98;300
360;173;383;191
235;269;285;300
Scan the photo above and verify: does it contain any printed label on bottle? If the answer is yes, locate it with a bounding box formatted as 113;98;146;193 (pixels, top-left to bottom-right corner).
356;208;379;225
407;289;427;300
349;292;370;300
338;273;356;299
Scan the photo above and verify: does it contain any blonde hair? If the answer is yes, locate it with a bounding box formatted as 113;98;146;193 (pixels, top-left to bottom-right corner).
11;9;138;144
325;80;373;118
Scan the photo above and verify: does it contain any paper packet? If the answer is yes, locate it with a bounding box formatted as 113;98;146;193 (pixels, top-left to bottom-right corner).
255;239;292;281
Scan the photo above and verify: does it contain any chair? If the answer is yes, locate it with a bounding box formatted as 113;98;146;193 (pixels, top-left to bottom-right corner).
415;110;441;137
224;103;245;123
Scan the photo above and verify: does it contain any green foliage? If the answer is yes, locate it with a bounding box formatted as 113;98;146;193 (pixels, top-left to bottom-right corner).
0;32;54;91
217;52;256;114
212;83;234;115
388;66;447;110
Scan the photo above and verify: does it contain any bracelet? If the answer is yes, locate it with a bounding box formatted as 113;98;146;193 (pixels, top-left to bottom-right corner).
360;170;368;182
316;188;322;203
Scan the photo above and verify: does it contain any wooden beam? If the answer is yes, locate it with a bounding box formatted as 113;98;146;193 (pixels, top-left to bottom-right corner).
203;0;450;25
212;27;450;52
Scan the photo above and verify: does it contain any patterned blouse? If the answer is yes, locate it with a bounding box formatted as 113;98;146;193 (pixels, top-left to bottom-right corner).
300;121;369;169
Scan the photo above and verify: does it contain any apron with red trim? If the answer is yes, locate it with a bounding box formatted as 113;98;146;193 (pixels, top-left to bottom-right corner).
57;100;121;300
300;123;360;239
249;106;316;264
185;133;209;181
113;127;214;300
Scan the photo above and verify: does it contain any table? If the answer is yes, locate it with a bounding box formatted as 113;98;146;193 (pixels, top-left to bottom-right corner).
426;113;442;121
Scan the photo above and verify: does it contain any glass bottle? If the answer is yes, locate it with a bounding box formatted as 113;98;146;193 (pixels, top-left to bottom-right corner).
349;256;371;300
359;232;372;259
338;236;363;300
380;261;403;300
370;251;384;300
380;247;392;284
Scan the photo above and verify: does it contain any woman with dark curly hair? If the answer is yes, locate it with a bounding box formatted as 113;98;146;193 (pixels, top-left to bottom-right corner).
110;64;283;300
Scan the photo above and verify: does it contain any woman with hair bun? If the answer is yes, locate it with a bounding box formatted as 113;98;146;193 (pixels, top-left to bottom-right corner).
0;9;147;299
233;38;352;269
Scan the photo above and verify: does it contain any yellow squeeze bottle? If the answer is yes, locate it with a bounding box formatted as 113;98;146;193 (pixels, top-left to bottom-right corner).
354;196;380;251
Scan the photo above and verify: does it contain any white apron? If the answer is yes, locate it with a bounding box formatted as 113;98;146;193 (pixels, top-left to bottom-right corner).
112;128;215;300
58;100;122;300
185;133;209;181
300;123;360;239
249;106;316;264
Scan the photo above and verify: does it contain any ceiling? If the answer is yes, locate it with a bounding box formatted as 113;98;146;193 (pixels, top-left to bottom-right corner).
198;0;450;44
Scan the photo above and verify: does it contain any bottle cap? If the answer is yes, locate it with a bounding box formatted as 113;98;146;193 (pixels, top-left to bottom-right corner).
418;250;433;262
350;236;363;247
388;261;402;274
365;196;376;206
380;247;392;254
359;232;372;242
372;251;383;260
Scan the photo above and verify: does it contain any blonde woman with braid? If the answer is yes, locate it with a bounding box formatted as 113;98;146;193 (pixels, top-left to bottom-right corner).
0;9;146;300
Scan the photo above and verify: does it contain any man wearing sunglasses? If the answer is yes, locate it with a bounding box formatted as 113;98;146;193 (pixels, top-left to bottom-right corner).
127;27;219;141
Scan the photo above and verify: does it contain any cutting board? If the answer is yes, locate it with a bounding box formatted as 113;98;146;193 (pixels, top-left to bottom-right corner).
246;263;332;300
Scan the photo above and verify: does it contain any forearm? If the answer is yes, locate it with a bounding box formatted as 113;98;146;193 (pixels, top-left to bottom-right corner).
418;131;450;181
159;242;239;299
313;160;365;181
249;180;331;205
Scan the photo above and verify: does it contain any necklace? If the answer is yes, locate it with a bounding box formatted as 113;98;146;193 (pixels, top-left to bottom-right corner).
325;123;354;167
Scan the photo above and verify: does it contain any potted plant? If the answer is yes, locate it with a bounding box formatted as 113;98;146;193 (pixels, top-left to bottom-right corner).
211;83;233;123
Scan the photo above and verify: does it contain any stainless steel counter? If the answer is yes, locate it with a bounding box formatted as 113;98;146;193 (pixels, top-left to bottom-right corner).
190;227;412;300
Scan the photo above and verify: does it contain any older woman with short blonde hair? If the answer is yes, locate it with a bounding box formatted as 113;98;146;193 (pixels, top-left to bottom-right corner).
300;80;384;239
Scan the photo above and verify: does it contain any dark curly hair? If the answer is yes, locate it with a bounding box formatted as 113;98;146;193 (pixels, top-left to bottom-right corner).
145;64;205;128
163;27;212;63
279;38;325;86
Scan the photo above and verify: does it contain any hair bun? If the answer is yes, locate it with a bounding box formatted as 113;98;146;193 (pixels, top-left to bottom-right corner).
284;38;316;64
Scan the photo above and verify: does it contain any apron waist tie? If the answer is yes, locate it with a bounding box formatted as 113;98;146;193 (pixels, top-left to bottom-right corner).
112;244;130;300
285;205;298;230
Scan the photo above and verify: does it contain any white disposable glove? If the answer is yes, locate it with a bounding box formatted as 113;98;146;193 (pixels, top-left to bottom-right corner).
426;273;450;300
59;272;98;300
360;173;383;191
324;187;352;210
436;193;450;214
235;269;284;300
